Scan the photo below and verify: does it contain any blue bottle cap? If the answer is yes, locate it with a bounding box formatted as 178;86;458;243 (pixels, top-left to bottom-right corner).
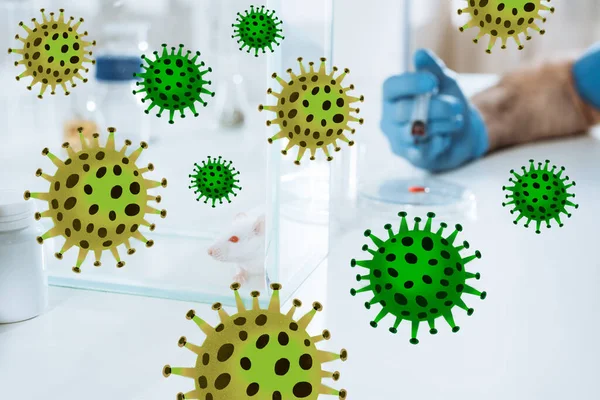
95;55;142;82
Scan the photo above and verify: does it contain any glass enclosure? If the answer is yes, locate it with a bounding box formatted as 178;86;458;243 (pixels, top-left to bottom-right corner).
264;0;334;303
0;0;333;307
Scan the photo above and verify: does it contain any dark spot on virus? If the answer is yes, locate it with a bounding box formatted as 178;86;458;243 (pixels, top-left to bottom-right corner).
278;332;289;346
293;382;313;398
217;343;234;362
299;354;313;370
64;197;77;210
240;357;251;370
111;185;123;199
255;314;267;326
214;373;231;390
274;358;290;375
65;174;80;188
246;382;259;396
96;167;107;179
256;334;270;349
125;204;140;216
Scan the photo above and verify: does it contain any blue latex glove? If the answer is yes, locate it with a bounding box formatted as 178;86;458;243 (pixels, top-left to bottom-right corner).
381;49;489;172
573;43;600;110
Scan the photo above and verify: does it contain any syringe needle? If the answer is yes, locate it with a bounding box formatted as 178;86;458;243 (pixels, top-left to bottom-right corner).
410;92;431;144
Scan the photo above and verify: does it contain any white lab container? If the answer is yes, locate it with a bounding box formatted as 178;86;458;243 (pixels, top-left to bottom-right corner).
0;190;48;323
0;0;334;307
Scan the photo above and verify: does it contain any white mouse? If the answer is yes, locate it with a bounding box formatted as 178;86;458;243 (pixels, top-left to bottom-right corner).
207;211;266;284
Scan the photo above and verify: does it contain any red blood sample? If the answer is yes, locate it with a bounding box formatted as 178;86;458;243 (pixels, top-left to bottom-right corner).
408;186;427;193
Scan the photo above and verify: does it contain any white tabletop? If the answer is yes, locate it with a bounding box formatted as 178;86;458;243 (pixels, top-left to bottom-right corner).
1;76;600;400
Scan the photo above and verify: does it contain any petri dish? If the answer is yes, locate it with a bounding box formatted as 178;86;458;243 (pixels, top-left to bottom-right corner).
358;176;476;220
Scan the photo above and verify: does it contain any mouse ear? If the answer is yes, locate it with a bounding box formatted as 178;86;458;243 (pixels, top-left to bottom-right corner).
234;212;248;220
253;214;266;235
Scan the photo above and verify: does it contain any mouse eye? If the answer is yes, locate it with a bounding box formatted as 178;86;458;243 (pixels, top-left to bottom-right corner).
229;236;239;243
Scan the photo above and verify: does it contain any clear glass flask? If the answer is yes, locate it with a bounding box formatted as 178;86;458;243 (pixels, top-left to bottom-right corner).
93;21;151;144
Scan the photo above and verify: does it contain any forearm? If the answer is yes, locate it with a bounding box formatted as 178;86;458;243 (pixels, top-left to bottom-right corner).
471;59;600;153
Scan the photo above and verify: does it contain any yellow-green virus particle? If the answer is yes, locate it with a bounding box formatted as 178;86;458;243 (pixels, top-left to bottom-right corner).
260;58;364;165
133;44;215;124
457;0;555;53
350;212;486;345
189;156;241;208
163;283;348;399
232;5;284;57
502;159;578;233
24;127;167;273
8;8;95;98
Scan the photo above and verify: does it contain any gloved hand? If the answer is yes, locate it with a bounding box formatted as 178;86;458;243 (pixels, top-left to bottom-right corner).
381;49;489;172
573;43;600;110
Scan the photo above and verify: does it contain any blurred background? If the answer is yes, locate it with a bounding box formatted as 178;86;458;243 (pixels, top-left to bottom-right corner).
416;0;600;72
0;0;598;303
2;0;597;143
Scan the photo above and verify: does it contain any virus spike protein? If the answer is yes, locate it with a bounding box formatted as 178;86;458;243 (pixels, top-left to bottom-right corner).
351;212;486;344
232;5;285;57
502;159;578;233
458;0;555;53
133;43;215;124
24;127;167;273
188;156;241;207
8;8;96;98
260;57;364;165
164;283;348;399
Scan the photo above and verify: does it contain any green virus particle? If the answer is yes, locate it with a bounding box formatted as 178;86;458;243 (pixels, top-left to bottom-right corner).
24;127;167;273
8;8;96;98
259;58;364;165
189;156;241;207
502;159;578;233
163;283;348;399
350;212;486;345
457;0;555;53
232;5;284;57
133;43;215;124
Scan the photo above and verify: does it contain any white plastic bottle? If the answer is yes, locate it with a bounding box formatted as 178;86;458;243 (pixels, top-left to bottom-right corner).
0;190;48;324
